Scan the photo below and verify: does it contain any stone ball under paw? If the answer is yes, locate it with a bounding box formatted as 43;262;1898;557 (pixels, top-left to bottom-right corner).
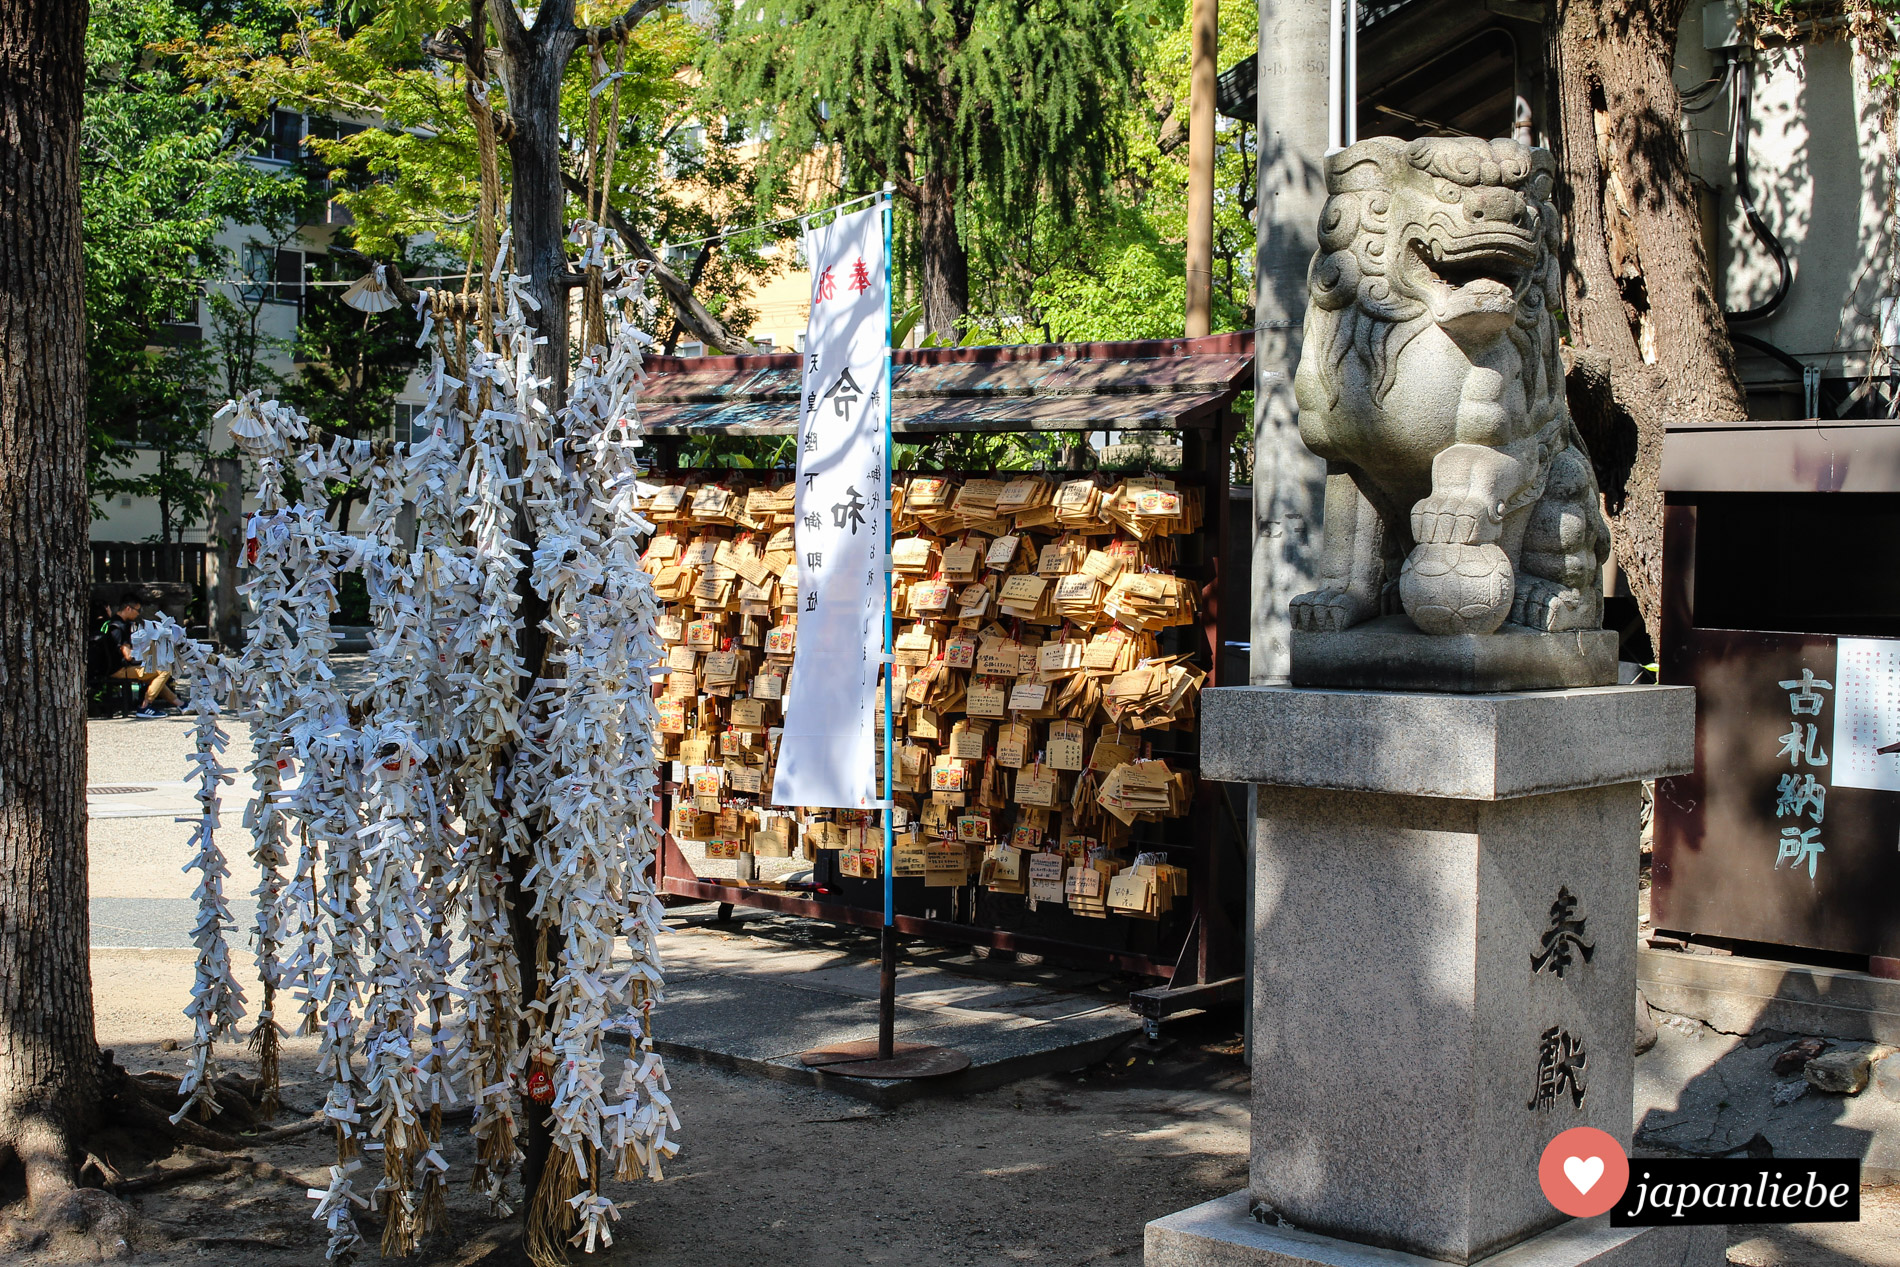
1399;542;1514;635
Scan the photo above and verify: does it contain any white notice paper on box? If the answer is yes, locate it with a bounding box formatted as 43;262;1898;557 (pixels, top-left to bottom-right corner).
1831;637;1900;790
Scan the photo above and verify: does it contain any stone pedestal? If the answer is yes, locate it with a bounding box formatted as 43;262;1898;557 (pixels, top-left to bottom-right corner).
1148;686;1714;1267
1291;617;1619;693
1148;1193;1726;1267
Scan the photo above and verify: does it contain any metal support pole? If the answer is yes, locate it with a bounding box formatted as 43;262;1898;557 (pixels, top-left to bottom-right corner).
877;925;897;1060
1327;0;1342;152
1345;0;1358;147
878;185;898;1064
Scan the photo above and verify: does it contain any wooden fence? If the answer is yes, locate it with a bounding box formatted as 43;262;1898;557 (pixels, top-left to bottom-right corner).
88;541;210;590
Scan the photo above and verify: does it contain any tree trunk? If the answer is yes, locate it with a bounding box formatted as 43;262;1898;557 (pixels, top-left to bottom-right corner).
1548;0;1748;658
0;0;102;1206
495;5;578;1215
506;30;578;402
917;172;968;342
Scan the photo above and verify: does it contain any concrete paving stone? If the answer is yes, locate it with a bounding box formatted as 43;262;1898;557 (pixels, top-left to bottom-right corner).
88;713;256;786
894;982;1066;1012
766;961;1036;1006
91;896;259;950
662;931;856;980
87;781;202;819
655;973;949;1065
89;816;198;902
1000;993;1131;1023
751;1001;1141;1107
895;1007;1138;1062
1640;946;1900;1045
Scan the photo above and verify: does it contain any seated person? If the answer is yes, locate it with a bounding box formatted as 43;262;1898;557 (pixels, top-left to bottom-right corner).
100;591;180;715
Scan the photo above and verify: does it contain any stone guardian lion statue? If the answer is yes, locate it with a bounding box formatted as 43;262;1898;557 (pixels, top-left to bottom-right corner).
1290;136;1611;655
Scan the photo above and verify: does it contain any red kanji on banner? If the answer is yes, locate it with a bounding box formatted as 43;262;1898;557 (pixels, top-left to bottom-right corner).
847;257;872;294
816;266;836;302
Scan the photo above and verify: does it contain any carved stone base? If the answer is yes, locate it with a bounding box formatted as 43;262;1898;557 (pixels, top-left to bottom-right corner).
1193;687;1694;1266
1145;1193;1725;1267
1291;616;1618;693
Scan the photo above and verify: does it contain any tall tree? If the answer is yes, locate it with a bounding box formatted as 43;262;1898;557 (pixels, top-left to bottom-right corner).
184;0;781;353
1549;0;1749;656
314;4;677;1255
83;0;306;537
706;0;1141;341
964;0;1258;344
0;0;101;1221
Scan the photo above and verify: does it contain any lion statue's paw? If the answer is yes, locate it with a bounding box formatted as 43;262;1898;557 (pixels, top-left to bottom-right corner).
1508;575;1589;632
1410;491;1503;546
1291;586;1375;633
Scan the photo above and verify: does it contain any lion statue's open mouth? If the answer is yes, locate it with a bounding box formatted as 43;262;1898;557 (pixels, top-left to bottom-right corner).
1408;233;1537;334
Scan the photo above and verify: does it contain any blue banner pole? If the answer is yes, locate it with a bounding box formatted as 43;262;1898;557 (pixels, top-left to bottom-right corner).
876;186;898;1061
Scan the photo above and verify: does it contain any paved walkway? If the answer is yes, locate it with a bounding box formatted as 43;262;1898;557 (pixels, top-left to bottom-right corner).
654;911;1143;1103
88;713;254;949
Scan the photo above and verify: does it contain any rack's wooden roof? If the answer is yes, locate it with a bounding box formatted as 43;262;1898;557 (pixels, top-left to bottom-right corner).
635;331;1254;436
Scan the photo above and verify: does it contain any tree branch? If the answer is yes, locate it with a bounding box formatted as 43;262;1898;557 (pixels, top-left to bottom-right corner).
559;174;756;354
488;0;529;54
329;248;424;309
855;150;920;203
420;29;469;64
579;0;666;41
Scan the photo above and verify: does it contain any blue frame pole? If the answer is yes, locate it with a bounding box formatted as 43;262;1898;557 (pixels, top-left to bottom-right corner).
875;188;899;1062
880;188;896;928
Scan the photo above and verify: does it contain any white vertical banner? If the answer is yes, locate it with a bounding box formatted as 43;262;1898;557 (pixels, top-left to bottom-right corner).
773;203;890;809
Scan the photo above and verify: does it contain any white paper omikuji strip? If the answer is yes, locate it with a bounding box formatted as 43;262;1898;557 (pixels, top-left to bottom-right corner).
296;441;373;1156
308;1159;369;1262
132;614;242;1126
346;446;438;1243
512;250;676;1210
404;359;475;1229
207;234;673;1260
218;394;304;1065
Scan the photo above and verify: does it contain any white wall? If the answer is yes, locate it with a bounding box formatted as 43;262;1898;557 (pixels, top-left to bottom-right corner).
91;216;429;543
1678;6;1896;412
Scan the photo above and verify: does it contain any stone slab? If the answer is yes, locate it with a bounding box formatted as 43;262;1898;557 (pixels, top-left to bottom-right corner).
637;990;1136;1108
1201;685;1694;799
1146;1192;1724;1267
1637;947;1900;1046
1250;780;1643;1262
1291;618;1619;694
627;925;1142;1107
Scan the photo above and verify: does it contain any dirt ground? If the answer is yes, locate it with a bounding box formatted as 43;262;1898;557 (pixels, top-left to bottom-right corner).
12;948;1248;1266
10;955;1900;1267
30;714;1900;1265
